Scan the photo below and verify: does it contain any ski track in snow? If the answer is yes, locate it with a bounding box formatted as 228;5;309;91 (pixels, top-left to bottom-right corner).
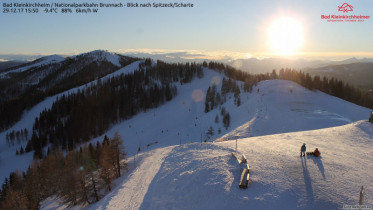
86;146;175;210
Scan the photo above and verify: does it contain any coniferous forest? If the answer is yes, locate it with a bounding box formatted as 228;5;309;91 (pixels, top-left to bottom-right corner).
24;60;203;159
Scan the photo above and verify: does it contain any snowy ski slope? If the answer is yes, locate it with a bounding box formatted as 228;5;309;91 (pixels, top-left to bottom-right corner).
81;121;373;210
0;62;371;209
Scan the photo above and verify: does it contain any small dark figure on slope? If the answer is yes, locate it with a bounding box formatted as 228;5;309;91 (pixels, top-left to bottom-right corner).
300;143;306;157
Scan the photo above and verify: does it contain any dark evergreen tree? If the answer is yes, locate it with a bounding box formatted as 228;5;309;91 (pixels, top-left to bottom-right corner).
215;115;219;123
206;126;214;139
144;58;152;66
220;107;226;116
223;112;231;130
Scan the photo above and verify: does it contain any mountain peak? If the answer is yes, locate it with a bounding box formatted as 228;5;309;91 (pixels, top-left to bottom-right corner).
74;50;123;67
344;57;358;62
39;54;65;63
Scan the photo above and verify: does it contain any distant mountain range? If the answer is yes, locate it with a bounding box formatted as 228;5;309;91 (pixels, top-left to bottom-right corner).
304;62;373;91
2;51;373;71
1;51;372;91
227;57;373;74
0;60;27;72
104;53;373;91
118;53;373;91
224;57;373;91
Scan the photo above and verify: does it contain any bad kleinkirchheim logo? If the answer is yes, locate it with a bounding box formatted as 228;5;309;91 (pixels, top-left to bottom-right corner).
338;3;353;13
321;2;370;22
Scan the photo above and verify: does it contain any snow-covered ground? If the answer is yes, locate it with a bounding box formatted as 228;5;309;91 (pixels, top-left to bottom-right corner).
0;68;370;181
86;74;369;159
82;121;373;210
0;64;372;209
221;79;369;140
88;146;176;210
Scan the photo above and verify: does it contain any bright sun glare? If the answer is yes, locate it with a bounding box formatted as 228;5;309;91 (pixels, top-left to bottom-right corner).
268;17;303;56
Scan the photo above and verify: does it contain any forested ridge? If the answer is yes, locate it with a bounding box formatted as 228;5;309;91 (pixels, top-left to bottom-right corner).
6;60;372;158
23;60;202;158
206;61;372;108
0;53;138;132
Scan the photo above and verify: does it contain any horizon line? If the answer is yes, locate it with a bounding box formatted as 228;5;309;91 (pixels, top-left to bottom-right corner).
1;49;373;62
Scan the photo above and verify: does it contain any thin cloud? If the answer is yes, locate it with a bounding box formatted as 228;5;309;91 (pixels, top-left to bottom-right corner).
118;49;251;60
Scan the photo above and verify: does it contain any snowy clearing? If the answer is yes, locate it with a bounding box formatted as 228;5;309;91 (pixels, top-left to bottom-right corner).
85;121;373;210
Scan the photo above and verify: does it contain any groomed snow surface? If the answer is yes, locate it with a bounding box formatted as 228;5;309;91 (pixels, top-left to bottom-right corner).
81;121;372;210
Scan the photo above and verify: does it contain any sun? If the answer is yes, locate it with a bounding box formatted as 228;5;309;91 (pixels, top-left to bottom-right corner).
267;17;303;56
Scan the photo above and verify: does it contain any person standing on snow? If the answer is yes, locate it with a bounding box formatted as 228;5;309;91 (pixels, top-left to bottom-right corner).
300;143;306;157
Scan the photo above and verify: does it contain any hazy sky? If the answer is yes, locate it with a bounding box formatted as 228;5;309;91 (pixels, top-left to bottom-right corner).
1;0;373;60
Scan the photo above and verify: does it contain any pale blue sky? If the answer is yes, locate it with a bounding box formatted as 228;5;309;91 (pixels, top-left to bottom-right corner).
1;0;372;59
